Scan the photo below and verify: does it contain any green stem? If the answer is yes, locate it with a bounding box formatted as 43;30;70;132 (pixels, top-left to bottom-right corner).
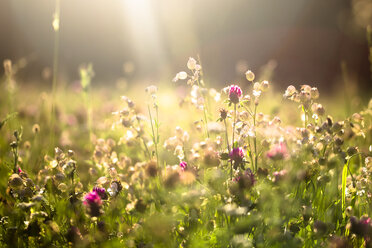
253;104;258;172
223;119;230;153
231;104;237;179
147;104;159;167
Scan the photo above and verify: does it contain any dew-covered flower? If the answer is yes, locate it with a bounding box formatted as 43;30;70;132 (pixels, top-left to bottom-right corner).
229;85;242;104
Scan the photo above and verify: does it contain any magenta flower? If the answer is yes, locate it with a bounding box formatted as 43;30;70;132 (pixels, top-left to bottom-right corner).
267;142;288;160
229;85;242;104
179;161;187;171
229;147;245;163
84;191;102;206
93;186;108;200
83;191;102;217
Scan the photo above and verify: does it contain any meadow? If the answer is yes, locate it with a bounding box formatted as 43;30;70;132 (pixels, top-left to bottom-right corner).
0;54;371;248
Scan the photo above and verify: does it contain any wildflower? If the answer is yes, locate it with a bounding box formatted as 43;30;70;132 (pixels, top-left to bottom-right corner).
145;85;158;96
348;215;372;237
179;161;187;171
229;147;245;164
93;186;108;200
310;87;319;99
83;191;102;217
173;71;188;82
234;169;255;189
187;57;197;70
284;85;297;98
107;180;122;197
260;80;269;91
145;160;158;177
32;124;40;134
267;142;288;160
9;174;23;189
219;108;228;120
245;70;255;82
229;85;242;104
203;149;220;167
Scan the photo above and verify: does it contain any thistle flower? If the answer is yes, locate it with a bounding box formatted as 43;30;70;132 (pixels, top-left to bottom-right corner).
229;147;245;164
229;85;242;104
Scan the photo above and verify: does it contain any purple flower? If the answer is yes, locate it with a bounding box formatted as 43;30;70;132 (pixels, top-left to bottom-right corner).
83;191;102;217
229;147;245;163
267;142;288;160
229;85;242;104
93;186;108;200
179;161;187;171
84;191;102;206
233;169;255;189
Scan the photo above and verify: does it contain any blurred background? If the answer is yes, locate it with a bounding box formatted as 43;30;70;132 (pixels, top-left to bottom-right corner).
0;0;371;94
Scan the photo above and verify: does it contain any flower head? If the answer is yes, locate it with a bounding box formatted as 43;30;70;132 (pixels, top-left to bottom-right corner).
83;191;102;217
229;147;245;163
267;142;288;160
229;85;242;104
93;186;108;200
179;161;187;171
84;191;102;207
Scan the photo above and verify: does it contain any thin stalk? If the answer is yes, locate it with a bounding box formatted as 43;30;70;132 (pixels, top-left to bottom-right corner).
231;104;237;179
194;67;209;138
203;105;210;138
50;0;60;147
223;119;230;153
12;146;18;173
147;104;159;167
135;118;151;160
253;104;258;172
